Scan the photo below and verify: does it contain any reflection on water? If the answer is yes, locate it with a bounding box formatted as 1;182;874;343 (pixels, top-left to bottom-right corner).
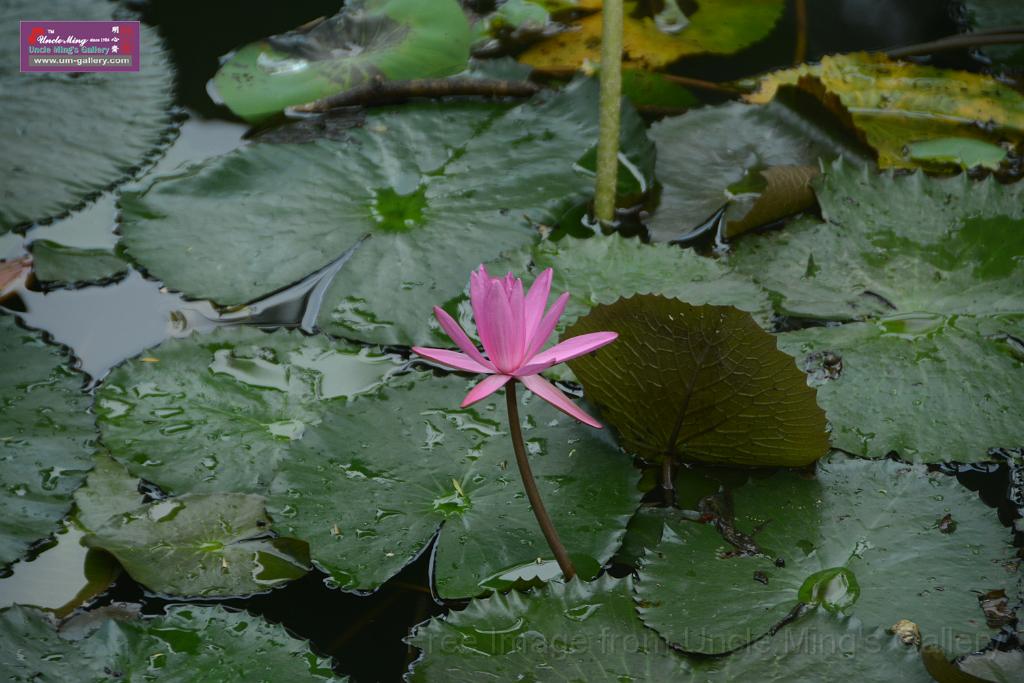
0;522;88;611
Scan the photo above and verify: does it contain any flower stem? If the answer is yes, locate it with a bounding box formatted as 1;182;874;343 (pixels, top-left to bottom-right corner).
593;0;624;225
505;381;577;581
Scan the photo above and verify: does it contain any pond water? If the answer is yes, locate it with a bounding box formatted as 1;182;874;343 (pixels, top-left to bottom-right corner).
0;1;1020;681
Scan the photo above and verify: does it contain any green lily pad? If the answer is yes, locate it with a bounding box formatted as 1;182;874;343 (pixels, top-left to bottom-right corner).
407;576;693;680
30;240;127;285
0;604;342;681
0;315;94;568
121;80;655;346
696;608;934;680
962;1;1024;68
83;491;309;598
75;452;309;598
407;576;933;681
729;162;1024;460
211;0;471;122
565;295;829;467
634;455;1013;655
0;0;175;233
97;328;400;495
908;137;1008;170
267;372;641;598
729;162;1024;322
646;101;866;242
778;316;1024;461
73;454;145;532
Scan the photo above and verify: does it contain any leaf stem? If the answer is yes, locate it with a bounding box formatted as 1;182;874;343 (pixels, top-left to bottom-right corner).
661;458;675;507
793;0;807;65
505;381;576;581
594;0;624;225
883;28;1024;59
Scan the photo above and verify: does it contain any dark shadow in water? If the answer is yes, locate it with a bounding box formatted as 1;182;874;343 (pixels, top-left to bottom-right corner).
96;541;445;682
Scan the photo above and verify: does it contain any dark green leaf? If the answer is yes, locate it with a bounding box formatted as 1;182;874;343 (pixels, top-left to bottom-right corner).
407;576;692;680
267;372;641;598
0;0;175;232
83;492;309;597
406;576;933;681
97;328;400;494
73;454;144;532
634;455;1014;655
566;295;829;467
120;80;655;346
778;316;1024;461
729;162;1024;322
30;240;127;285
0;604;343;681
0;315;94;567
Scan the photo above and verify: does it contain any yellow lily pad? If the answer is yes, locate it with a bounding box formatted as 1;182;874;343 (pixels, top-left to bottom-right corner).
745;52;1024;169
520;0;784;71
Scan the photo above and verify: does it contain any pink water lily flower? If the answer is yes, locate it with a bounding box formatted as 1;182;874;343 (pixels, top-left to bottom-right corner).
413;265;617;428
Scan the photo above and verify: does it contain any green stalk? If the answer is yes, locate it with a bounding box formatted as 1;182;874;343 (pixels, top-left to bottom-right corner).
593;0;624;225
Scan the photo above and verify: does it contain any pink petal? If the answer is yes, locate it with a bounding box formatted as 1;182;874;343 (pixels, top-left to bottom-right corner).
412;347;493;374
523;268;552;342
469;265;490;326
473;280;500;367
520;374;602;429
483;280;520;373
433;306;494;371
517;331;618;375
461;374;512;407
510;277;526;364
525;291;569;360
501;272;516;296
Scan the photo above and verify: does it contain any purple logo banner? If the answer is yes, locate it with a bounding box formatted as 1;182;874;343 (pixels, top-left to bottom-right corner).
20;20;140;73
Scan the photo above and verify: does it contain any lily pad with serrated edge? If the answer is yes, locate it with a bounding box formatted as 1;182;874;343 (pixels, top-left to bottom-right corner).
405;575;934;681
778;316;1024;462
566;294;829;467
0;604;343;681
267;371;641;598
634;454;1014;656
0;0;175;233
728;162;1024;461
30;240;128;286
120;79;655;347
0;314;94;568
